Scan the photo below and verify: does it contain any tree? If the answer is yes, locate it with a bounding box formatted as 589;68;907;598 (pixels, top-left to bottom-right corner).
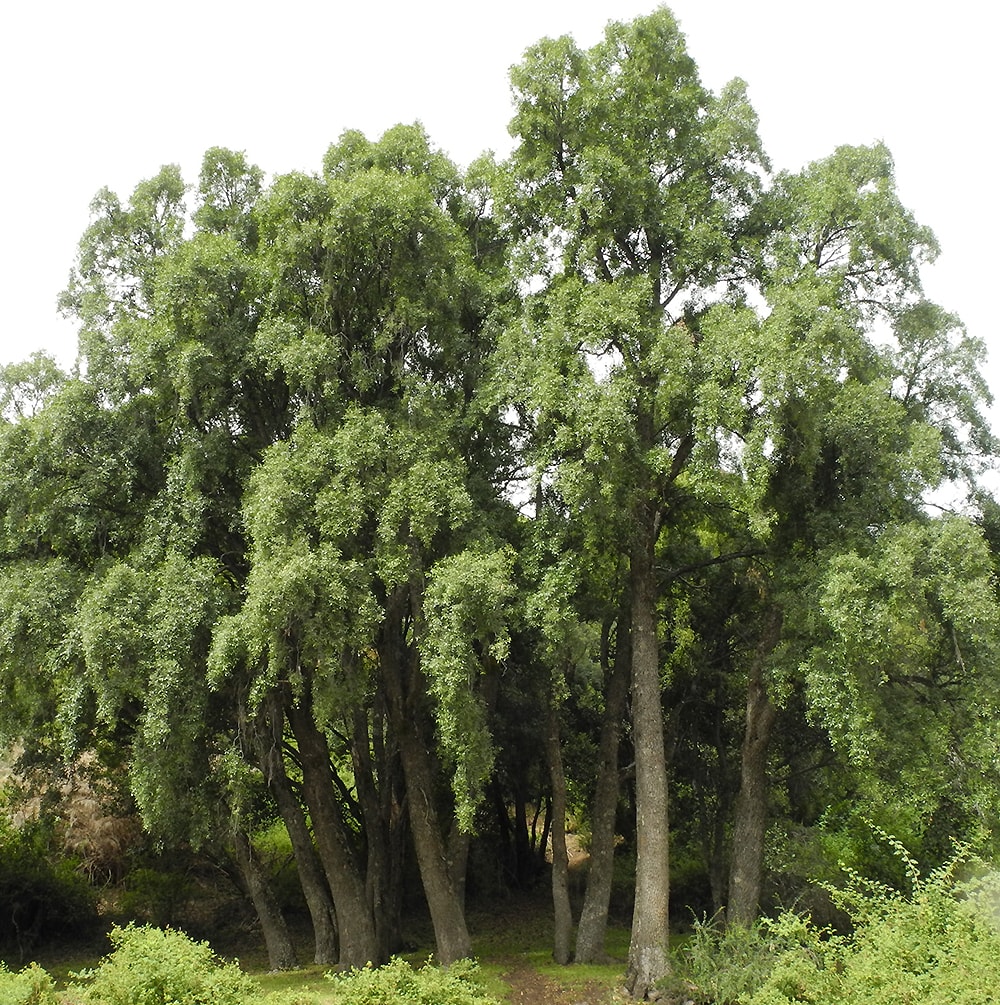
502;8;768;993
210;124;515;965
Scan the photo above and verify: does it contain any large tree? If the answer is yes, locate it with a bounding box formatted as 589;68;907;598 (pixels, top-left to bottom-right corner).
502;8;768;993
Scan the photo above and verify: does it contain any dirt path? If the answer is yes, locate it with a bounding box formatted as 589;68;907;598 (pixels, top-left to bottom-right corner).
501;963;623;1005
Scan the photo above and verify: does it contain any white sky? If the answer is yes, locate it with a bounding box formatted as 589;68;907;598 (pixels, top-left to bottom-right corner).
2;1;996;425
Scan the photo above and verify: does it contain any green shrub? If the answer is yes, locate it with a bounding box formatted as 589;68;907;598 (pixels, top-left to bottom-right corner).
0;819;99;957
119;867;193;927
70;923;260;1005
746;847;1000;1005
325;957;499;1005
0;963;60;1005
665;911;824;1005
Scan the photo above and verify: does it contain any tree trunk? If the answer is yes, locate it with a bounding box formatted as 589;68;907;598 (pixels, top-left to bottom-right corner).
231;826;299;971
625;518;671;999
447;819;472;910
382;586;472;964
351;699;405;961
575;613;630;963
256;697;339;965
728;606;783;927
546;698;573;964
286;698;379;968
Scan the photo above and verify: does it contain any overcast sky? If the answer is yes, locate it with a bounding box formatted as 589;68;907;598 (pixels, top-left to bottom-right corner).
2;1;995;422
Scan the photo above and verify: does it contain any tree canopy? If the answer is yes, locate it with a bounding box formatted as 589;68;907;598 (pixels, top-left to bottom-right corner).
1;7;996;999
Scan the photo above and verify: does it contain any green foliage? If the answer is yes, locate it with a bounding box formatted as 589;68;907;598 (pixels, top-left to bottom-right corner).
664;837;1000;1005
421;547;515;829
118;868;193;928
0;964;59;1005
748;871;1000;1003
325;957;498;1005
0;818;98;957
70;924;260;1005
666;912;823;1005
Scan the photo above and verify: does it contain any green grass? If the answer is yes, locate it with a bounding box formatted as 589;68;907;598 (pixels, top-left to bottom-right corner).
3;890;636;1004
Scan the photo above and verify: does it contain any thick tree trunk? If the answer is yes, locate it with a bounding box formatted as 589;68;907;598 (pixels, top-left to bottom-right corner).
232;826;299;971
625;517;671;999
575;614;630;963
286;699;379;968
728;607;783;927
382;586;472;965
546;698;573;964
256;699;339;965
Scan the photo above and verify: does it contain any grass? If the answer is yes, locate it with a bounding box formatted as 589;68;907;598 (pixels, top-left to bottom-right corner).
3;889;634;1004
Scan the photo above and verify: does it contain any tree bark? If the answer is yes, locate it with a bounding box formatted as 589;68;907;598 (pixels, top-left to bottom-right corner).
231;826;299;971
728;606;783;927
546;697;573;964
382;585;472;964
256;697;339;965
625;517;671;999
575;612;630;963
286;698;379;968
351;699;405;961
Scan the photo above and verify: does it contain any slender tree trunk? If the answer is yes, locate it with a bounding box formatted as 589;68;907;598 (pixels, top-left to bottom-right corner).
625;513;671;999
447;659;497;906
232;826;299;971
447;820;472;910
546;697;573;964
351;699;403;961
256;697;339;965
728;607;783;927
575;613;630;963
513;787;532;886
286;699;379;968
382;586;472;964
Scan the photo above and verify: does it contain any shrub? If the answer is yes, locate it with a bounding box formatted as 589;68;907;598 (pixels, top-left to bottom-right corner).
0;963;60;1005
119;867;193;927
746;845;1000;1005
665;911;824;1005
0;818;99;958
70;923;260;1005
325;957;499;1005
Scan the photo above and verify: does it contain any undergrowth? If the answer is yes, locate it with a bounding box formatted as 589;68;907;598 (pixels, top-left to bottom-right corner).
666;835;1000;1005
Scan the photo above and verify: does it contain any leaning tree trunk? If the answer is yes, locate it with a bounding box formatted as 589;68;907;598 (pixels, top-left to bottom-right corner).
625;508;671;999
575;613;630;963
728;606;783;927
546;696;573;964
256;695;339;965
231;826;299;971
382;586;472;965
286;698;379;968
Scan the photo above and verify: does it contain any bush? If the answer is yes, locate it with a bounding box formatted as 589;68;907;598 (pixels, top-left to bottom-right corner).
665;911;824;1005
70;923;260;1005
746;845;1000;1005
0;963;60;1005
119;867;193;927
0;819;99;957
325;957;499;1005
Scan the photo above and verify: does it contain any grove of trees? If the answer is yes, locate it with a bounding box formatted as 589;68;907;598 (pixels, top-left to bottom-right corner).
2;8;998;1000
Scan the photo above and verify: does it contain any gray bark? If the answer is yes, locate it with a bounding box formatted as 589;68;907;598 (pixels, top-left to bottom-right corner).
382;586;472;964
624;515;671;999
287;698;379;968
546;698;573;964
256;697;339;966
575;614;630;963
232;826;299;971
728;607;783;927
